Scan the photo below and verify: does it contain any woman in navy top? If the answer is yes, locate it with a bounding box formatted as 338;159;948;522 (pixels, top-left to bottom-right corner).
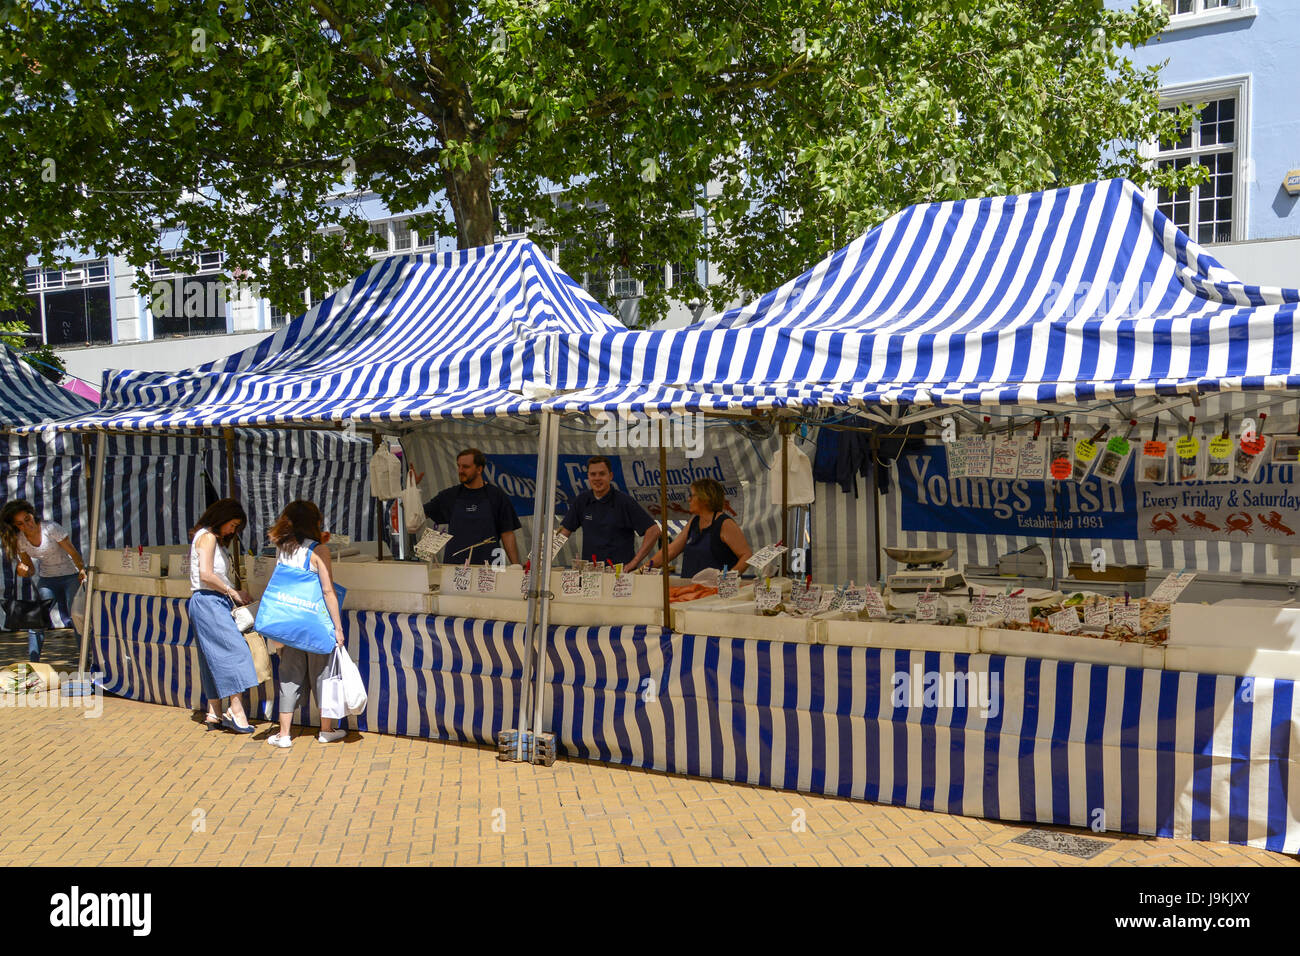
650;478;753;577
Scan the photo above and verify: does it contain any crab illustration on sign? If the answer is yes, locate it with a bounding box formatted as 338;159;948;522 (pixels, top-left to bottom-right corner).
1259;512;1295;536
1181;511;1220;532
1224;513;1254;534
1149;512;1178;534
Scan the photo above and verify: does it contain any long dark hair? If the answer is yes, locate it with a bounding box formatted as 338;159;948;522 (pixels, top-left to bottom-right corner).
0;499;37;560
190;498;248;546
269;500;325;556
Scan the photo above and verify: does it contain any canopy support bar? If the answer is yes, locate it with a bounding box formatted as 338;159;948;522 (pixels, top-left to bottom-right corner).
76;431;107;680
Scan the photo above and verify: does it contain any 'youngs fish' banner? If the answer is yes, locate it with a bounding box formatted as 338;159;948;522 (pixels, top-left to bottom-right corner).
898;446;1136;539
898;446;1300;542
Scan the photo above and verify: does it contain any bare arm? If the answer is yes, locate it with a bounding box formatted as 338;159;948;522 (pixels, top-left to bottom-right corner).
196;532;248;603
58;538;88;581
15;548;34;578
626;524;661;572
313;546;345;645
719;520;752;576
500;529;520;566
650;524;689;569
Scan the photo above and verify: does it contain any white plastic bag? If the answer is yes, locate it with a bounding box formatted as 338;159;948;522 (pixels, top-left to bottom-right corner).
768;442;816;506
368;445;403;499
336;646;368;715
69;584;87;635
402;472;425;532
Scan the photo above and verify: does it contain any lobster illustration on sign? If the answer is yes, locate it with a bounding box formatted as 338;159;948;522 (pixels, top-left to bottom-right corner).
1149;512;1178;534
1181;511;1221;532
1224;513;1254;534
1259;512;1296;536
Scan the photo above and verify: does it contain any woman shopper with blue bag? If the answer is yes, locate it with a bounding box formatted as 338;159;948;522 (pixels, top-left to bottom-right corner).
188;499;260;734
260;500;347;749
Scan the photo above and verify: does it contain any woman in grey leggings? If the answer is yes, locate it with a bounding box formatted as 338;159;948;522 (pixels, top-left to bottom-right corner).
265;500;347;749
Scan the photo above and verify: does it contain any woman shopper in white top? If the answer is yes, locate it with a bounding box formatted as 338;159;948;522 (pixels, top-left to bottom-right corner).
265;499;347;749
187;498;259;733
0;499;88;662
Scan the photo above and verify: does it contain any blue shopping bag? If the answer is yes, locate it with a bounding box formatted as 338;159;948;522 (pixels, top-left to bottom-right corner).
253;544;347;654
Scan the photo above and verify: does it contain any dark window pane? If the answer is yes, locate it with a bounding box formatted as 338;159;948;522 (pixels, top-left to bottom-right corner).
0;294;41;341
1198;223;1214;243
1218;120;1234;144
1201;101;1218;125
1217;198;1233;221
150;276;227;337
1218;98;1235;120
86;287;111;343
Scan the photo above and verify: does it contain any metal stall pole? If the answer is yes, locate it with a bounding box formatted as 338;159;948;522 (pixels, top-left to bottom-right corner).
780;420;790;577
221;426;244;586
659;420;671;627
528;410;562;757
514;410;556;761
372;433;384;561
72;430;108;690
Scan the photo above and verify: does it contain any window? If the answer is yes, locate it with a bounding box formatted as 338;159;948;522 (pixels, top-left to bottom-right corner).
43;286;112;345
367;221;389;253
150;275;227;337
671;261;697;291
1160;0;1255;29
23;259;110;291
1164;0;1239;14
0;295;41;340
269;291;310;329
1155;80;1247;245
391;219;412;251
611;266;639;298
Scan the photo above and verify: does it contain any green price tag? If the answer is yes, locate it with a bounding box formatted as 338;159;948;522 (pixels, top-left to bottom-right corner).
1106;435;1130;456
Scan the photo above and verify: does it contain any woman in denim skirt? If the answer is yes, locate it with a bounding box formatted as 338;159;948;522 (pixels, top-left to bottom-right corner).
188;499;260;733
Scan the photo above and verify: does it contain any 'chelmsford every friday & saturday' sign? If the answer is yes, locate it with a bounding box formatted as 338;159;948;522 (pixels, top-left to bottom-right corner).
897;446;1300;542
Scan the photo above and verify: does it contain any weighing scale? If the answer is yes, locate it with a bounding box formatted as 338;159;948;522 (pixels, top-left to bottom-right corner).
884;547;967;592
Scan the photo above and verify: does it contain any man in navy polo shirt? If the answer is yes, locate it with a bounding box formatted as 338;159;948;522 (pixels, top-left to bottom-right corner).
557;456;660;569
421;448;521;566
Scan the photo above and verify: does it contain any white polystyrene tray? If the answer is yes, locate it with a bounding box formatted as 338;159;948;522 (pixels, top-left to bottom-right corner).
821;616;980;654
980;626;1163;670
673;606;818;643
92;573;162;596
332;559;435;593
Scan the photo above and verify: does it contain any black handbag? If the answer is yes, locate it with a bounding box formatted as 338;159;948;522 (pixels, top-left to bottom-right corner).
2;597;55;630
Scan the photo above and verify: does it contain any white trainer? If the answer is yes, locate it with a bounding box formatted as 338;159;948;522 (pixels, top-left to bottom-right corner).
267;733;293;748
317;729;346;743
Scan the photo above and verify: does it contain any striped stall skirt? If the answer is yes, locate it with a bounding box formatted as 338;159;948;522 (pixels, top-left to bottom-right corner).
91;591;1300;853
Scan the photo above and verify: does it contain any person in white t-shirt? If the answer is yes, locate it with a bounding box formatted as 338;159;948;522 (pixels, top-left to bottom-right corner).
1;499;87;662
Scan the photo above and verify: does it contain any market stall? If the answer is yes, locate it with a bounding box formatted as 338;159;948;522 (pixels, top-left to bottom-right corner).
23;185;1300;854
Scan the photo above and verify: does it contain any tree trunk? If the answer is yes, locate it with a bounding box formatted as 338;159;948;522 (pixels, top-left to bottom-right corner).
443;155;496;249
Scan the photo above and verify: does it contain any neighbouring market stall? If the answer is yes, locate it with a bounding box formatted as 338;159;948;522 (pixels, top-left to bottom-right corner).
23;183;1300;853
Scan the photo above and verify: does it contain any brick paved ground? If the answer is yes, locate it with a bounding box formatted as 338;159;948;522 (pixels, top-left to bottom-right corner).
1;629;1296;867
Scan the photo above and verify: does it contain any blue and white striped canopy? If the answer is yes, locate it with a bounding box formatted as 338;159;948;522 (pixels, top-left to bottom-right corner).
0;346;94;428
550;178;1300;411
30;239;617;432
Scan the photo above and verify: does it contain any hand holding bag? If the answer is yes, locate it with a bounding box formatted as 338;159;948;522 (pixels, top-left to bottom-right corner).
253;543;346;654
316;647;347;720
336;645;367;715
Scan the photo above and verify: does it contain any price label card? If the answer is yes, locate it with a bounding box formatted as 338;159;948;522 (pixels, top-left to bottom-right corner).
474;567;498;595
915;591;939;623
178;553;191;576
1143;440;1167;458
815;592;837;614
864;586;889;619
967;594;993;625
612;574;634;600
561;569;582;596
550;531;569;561
452;566;471;592
1048;607;1081;634
1005;593;1030;624
718;571;739;599
1113;603;1141;631
841;586;867;613
797;584;822;613
946;440;969;479
520;570;531;597
1074;438;1098;463
1149;571;1195;603
121;548;135;571
747;544;788;574
581;572;603;598
414;528;453;562
991;436;1021;479
137;552;154;574
1017;439;1047;481
755;584;780;612
1083;601;1110;628
1176;435;1200;459
962;436;993;478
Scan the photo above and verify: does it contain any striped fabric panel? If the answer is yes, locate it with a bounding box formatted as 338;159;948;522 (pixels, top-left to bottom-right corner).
94;592;1300;853
0;346;93;428
547;179;1300;407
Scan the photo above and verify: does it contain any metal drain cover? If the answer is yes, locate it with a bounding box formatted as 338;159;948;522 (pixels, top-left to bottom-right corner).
1010;828;1111;859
